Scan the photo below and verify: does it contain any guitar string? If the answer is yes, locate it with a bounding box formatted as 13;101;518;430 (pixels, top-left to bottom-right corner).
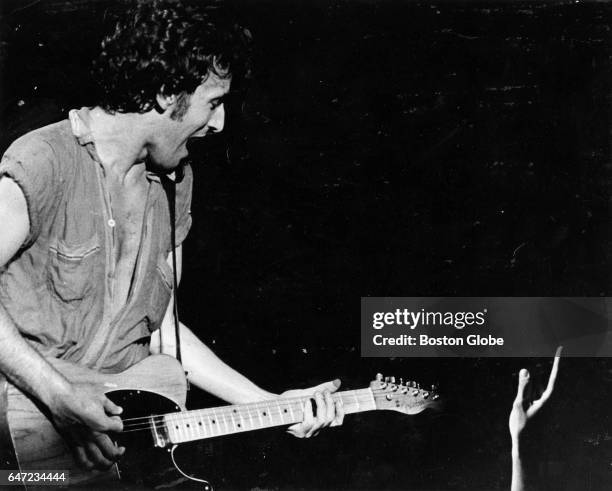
119;394;378;434
118;391;378;421
119;391;377;424
118;389;421;427
119;392;419;432
119;387;422;425
120;394;378;430
124;396;382;428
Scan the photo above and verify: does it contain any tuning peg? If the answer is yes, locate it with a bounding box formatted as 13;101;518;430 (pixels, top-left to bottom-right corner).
433;394;440;400
412;389;419;396
376;373;383;381
423;391;429;399
390;376;396;384
399;378;404;386
417;382;421;390
431;384;438;392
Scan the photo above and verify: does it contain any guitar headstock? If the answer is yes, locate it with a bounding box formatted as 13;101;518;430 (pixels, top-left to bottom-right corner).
370;373;440;415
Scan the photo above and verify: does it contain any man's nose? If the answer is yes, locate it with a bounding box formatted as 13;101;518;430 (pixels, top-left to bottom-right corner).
208;104;225;134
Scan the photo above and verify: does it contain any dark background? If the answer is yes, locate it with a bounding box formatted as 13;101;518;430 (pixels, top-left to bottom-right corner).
1;0;611;489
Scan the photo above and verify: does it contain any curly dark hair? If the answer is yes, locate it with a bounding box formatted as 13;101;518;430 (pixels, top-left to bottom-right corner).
92;0;251;116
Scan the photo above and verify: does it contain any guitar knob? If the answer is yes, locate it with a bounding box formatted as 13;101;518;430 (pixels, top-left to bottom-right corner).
390;376;396;384
433;394;440;400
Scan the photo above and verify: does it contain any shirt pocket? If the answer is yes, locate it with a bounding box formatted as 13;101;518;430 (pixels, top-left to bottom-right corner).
145;256;173;331
47;234;100;302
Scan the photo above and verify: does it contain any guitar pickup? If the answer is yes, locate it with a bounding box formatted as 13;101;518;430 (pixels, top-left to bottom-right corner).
150;415;170;448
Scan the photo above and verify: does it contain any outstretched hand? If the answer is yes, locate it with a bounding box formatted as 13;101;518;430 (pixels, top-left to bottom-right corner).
281;379;345;438
509;346;562;443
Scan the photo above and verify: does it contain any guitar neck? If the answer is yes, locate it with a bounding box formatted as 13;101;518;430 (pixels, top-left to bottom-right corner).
163;389;376;445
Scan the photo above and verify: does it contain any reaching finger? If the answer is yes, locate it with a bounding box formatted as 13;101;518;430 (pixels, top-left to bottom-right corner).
513;368;530;408
307;379;341;396
292;397;315;438
546;346;562;391
313;392;326;425
331;398;344;427
103;414;124;433
103;397;123;416
324;391;335;424
84;440;114;470
303;397;315;424
306;394;325;437
528;345;563;416
93;432;124;460
72;445;94;470
540;346;563;401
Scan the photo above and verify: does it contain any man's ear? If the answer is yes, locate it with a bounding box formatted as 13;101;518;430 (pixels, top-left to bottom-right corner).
155;89;177;113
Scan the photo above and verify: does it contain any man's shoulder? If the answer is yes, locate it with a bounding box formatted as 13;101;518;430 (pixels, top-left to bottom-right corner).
4;119;75;160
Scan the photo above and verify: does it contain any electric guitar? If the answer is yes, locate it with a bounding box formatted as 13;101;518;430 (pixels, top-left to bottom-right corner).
4;355;439;488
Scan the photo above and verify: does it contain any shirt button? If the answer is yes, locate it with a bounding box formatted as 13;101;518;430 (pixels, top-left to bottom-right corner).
108;219;116;227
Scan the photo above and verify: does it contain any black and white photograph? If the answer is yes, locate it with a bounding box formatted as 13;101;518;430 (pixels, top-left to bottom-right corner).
0;0;611;489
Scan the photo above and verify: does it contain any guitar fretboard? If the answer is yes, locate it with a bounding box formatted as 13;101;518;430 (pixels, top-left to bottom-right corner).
163;389;376;444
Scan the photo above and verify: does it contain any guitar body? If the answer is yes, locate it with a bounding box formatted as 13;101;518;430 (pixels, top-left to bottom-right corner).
6;355;188;487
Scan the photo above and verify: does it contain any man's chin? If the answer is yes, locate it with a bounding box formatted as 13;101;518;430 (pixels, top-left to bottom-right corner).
145;157;187;175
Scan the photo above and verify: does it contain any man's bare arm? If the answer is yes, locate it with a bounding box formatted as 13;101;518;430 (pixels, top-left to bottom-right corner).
0;176;123;469
0;177;70;405
150;248;344;437
150;248;275;403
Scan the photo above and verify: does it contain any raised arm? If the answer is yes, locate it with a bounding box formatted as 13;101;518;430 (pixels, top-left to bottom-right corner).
0;176;123;470
509;346;562;491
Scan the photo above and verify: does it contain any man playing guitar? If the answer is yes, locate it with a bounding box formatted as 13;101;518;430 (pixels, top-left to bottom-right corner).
0;0;343;473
